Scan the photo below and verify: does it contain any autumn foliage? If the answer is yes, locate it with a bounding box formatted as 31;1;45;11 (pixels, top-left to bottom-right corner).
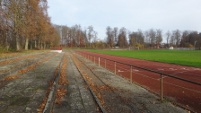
55;54;68;104
38;54;68;112
0;0;60;51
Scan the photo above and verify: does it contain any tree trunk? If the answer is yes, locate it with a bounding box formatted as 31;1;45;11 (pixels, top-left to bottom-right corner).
25;37;29;50
16;36;21;51
35;40;37;49
44;42;46;49
30;41;33;50
6;44;10;51
40;42;43;49
38;40;40;49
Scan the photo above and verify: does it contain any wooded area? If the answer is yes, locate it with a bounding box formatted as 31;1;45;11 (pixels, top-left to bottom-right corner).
0;0;59;52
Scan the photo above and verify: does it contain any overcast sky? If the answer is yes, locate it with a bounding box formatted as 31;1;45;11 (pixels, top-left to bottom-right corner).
47;0;201;40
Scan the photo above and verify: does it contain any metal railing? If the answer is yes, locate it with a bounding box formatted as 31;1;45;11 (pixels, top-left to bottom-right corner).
78;51;201;112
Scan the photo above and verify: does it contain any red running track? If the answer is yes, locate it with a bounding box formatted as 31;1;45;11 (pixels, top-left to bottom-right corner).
77;51;201;112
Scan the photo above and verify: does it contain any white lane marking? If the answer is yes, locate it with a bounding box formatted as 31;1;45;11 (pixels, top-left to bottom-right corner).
169;68;177;71
193;68;201;71
181;68;189;70
118;70;124;72
133;69;139;72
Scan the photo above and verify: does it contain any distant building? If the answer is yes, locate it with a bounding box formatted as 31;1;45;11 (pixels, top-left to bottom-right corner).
169;46;174;50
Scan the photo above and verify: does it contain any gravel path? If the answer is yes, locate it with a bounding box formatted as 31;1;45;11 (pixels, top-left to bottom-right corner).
0;52;62;113
0;52;50;79
53;54;99;113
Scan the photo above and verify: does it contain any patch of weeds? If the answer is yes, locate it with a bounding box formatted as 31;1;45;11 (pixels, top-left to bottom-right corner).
36;75;46;79
10;95;30;106
0;95;10;101
37;85;47;90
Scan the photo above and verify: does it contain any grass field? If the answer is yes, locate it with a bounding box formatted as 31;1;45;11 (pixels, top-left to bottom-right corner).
88;49;201;68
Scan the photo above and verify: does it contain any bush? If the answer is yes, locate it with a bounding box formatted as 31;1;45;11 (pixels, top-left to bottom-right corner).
135;43;144;49
188;44;194;48
0;45;7;53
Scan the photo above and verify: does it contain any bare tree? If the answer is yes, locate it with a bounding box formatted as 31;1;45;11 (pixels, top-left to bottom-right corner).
166;31;171;47
172;29;181;47
144;31;149;44
87;25;94;47
180;30;190;47
106;26;114;48
113;27;118;46
93;31;98;42
118;27;128;48
137;29;144;44
155;29;162;48
129;29;144;49
170;35;175;46
148;29;156;48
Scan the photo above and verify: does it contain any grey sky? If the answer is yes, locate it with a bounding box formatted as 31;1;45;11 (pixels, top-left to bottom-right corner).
47;0;201;40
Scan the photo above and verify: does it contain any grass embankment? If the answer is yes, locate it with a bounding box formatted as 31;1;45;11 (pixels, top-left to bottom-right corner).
88;49;201;68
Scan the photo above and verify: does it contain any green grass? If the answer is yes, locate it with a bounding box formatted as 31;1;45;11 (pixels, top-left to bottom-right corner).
88;49;201;68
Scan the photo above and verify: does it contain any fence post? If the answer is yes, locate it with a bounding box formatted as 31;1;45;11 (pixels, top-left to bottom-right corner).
114;61;116;74
105;59;106;68
98;57;100;66
130;65;132;83
160;74;164;101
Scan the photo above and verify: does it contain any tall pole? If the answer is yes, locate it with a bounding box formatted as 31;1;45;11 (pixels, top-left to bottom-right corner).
60;26;63;45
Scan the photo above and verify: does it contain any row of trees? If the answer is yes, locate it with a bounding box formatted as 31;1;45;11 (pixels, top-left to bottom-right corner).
1;0;200;51
176;31;201;49
55;24;201;49
54;24;100;48
0;0;60;51
105;27;201;49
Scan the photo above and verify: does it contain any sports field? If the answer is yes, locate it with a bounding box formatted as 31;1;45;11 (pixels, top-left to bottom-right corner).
88;49;201;68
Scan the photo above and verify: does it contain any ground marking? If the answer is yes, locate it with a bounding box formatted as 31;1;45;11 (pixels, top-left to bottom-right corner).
169;68;177;71
133;69;139;72
193;68;201;71
181;68;190;70
118;70;124;72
